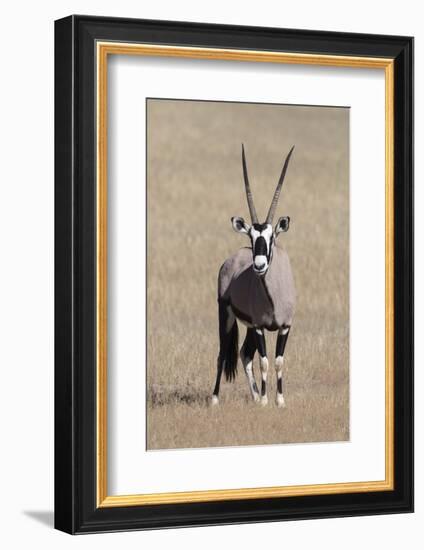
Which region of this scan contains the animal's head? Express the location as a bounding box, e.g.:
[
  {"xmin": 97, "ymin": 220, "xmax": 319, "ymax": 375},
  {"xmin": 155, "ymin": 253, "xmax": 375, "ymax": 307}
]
[{"xmin": 231, "ymin": 144, "xmax": 294, "ymax": 277}]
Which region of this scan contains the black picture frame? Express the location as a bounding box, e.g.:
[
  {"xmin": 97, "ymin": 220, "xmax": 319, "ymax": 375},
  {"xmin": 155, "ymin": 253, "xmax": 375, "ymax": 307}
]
[{"xmin": 55, "ymin": 15, "xmax": 413, "ymax": 534}]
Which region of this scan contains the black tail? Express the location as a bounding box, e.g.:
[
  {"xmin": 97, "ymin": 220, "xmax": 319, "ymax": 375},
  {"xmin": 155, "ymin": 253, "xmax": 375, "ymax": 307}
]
[{"xmin": 218, "ymin": 301, "xmax": 239, "ymax": 382}]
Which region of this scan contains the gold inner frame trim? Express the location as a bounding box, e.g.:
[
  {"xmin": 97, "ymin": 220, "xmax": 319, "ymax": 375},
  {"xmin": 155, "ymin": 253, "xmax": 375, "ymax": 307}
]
[{"xmin": 96, "ymin": 41, "xmax": 395, "ymax": 508}]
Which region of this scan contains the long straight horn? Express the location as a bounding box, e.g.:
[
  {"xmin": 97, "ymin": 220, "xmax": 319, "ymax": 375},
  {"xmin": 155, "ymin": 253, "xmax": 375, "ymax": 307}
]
[
  {"xmin": 241, "ymin": 144, "xmax": 258, "ymax": 224},
  {"xmin": 265, "ymin": 145, "xmax": 295, "ymax": 224}
]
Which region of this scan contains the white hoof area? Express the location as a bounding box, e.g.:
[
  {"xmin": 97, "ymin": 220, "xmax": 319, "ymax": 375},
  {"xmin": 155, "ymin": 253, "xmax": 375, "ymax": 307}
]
[
  {"xmin": 253, "ymin": 393, "xmax": 260, "ymax": 403},
  {"xmin": 211, "ymin": 395, "xmax": 219, "ymax": 406},
  {"xmin": 260, "ymin": 396, "xmax": 268, "ymax": 406},
  {"xmin": 276, "ymin": 395, "xmax": 286, "ymax": 408}
]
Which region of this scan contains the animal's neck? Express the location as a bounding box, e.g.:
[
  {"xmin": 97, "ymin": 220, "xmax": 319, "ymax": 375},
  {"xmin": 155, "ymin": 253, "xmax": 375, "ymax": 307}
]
[
  {"xmin": 247, "ymin": 268, "xmax": 274, "ymax": 312},
  {"xmin": 261, "ymin": 272, "xmax": 274, "ymax": 306}
]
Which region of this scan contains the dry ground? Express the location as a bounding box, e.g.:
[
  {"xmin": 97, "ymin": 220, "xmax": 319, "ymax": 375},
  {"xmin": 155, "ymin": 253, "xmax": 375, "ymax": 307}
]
[{"xmin": 146, "ymin": 99, "xmax": 349, "ymax": 450}]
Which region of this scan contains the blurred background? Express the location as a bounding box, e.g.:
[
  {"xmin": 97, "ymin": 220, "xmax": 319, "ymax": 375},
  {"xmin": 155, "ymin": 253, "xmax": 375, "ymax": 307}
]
[{"xmin": 146, "ymin": 99, "xmax": 349, "ymax": 449}]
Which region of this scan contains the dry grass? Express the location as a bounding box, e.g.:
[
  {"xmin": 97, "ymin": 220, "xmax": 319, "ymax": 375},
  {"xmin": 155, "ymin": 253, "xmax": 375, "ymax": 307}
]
[{"xmin": 146, "ymin": 99, "xmax": 349, "ymax": 449}]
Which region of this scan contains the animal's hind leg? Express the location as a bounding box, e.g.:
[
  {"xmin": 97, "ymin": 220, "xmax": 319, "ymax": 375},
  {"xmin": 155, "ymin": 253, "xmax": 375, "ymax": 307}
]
[
  {"xmin": 240, "ymin": 328, "xmax": 260, "ymax": 403},
  {"xmin": 255, "ymin": 329, "xmax": 269, "ymax": 406},
  {"xmin": 275, "ymin": 326, "xmax": 290, "ymax": 408},
  {"xmin": 212, "ymin": 301, "xmax": 237, "ymax": 406},
  {"xmin": 212, "ymin": 356, "xmax": 223, "ymax": 406}
]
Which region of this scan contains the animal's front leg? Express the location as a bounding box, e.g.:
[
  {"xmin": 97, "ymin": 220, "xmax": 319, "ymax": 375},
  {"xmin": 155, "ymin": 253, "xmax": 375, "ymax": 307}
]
[
  {"xmin": 255, "ymin": 329, "xmax": 268, "ymax": 406},
  {"xmin": 275, "ymin": 326, "xmax": 290, "ymax": 408},
  {"xmin": 240, "ymin": 328, "xmax": 260, "ymax": 402}
]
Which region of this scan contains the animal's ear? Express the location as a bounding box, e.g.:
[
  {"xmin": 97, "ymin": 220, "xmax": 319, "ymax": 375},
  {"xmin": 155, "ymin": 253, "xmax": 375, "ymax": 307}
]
[
  {"xmin": 231, "ymin": 216, "xmax": 250, "ymax": 234},
  {"xmin": 274, "ymin": 216, "xmax": 290, "ymax": 236}
]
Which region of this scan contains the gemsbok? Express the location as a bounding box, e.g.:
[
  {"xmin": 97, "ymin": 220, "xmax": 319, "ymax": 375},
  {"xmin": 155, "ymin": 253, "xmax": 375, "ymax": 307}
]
[{"xmin": 212, "ymin": 145, "xmax": 296, "ymax": 407}]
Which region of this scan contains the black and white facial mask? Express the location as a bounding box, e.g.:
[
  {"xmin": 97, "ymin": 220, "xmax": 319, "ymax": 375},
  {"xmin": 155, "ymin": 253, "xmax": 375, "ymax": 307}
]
[{"xmin": 231, "ymin": 217, "xmax": 290, "ymax": 276}]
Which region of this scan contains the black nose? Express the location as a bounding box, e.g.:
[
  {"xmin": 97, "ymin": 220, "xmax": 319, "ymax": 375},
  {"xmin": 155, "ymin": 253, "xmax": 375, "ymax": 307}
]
[{"xmin": 255, "ymin": 262, "xmax": 266, "ymax": 271}]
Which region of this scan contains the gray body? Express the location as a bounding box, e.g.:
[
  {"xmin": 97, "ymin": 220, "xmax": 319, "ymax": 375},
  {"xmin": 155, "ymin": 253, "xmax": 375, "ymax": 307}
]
[{"xmin": 219, "ymin": 246, "xmax": 296, "ymax": 330}]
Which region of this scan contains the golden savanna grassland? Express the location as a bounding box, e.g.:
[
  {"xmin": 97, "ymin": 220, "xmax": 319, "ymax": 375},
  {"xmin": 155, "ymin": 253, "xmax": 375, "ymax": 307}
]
[{"xmin": 146, "ymin": 99, "xmax": 349, "ymax": 450}]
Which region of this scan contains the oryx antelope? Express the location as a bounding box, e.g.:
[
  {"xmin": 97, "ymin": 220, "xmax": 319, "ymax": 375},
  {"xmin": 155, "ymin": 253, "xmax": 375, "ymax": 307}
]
[{"xmin": 212, "ymin": 145, "xmax": 296, "ymax": 407}]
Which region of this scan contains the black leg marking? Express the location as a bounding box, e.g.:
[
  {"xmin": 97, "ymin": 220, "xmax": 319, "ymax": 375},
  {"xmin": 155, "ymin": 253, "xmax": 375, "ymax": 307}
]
[
  {"xmin": 277, "ymin": 378, "xmax": 283, "ymax": 394},
  {"xmin": 276, "ymin": 327, "xmax": 290, "ymax": 358},
  {"xmin": 255, "ymin": 329, "xmax": 267, "ymax": 358},
  {"xmin": 240, "ymin": 329, "xmax": 259, "ymax": 400},
  {"xmin": 275, "ymin": 326, "xmax": 290, "ymax": 408},
  {"xmin": 255, "ymin": 329, "xmax": 268, "ymax": 404},
  {"xmin": 241, "ymin": 328, "xmax": 257, "ymax": 359}
]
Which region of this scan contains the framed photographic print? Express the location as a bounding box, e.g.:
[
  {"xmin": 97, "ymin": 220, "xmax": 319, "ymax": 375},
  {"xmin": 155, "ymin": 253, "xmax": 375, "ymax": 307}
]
[{"xmin": 54, "ymin": 15, "xmax": 413, "ymax": 534}]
